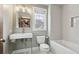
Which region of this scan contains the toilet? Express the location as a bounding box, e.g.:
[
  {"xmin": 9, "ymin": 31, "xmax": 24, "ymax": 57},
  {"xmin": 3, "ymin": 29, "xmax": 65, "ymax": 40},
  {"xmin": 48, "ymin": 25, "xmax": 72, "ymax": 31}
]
[{"xmin": 37, "ymin": 36, "xmax": 49, "ymax": 53}]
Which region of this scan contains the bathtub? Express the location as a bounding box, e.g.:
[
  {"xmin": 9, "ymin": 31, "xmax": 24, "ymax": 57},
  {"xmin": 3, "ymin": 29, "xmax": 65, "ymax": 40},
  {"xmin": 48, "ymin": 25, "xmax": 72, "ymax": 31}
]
[{"xmin": 50, "ymin": 40, "xmax": 79, "ymax": 54}]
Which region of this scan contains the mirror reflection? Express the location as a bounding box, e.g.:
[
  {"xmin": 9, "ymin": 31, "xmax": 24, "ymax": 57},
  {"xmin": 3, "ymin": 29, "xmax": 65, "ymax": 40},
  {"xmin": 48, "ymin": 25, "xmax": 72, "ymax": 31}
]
[{"xmin": 19, "ymin": 16, "xmax": 30, "ymax": 28}]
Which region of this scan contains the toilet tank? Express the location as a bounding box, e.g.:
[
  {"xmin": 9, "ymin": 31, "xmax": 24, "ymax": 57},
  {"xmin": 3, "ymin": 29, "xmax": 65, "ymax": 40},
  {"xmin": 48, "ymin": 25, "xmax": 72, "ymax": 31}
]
[{"xmin": 36, "ymin": 36, "xmax": 45, "ymax": 44}]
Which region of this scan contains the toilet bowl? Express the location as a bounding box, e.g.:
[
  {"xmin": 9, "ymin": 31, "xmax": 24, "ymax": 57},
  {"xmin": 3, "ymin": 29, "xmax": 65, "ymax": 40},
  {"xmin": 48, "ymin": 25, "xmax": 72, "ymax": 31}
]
[
  {"xmin": 40, "ymin": 43, "xmax": 49, "ymax": 53},
  {"xmin": 36, "ymin": 36, "xmax": 49, "ymax": 53}
]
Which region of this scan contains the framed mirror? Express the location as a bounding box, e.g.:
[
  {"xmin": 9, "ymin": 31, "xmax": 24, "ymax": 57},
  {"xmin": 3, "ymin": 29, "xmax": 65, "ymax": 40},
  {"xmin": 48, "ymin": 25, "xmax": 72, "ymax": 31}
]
[
  {"xmin": 32, "ymin": 7, "xmax": 47, "ymax": 31},
  {"xmin": 15, "ymin": 5, "xmax": 31, "ymax": 29}
]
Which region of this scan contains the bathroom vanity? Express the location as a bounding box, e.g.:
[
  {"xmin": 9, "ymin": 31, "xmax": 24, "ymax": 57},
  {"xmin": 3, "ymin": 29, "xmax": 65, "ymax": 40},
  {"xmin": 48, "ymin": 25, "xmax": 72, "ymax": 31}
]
[{"xmin": 9, "ymin": 33, "xmax": 33, "ymax": 53}]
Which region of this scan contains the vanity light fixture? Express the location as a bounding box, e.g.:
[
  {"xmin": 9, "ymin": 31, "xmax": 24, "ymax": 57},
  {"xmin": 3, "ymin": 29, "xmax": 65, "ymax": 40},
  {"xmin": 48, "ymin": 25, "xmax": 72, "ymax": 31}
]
[{"xmin": 22, "ymin": 7, "xmax": 26, "ymax": 12}]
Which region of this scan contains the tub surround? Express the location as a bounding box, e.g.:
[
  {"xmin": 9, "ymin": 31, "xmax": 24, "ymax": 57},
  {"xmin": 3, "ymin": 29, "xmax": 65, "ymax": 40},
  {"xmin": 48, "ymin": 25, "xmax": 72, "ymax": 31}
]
[{"xmin": 50, "ymin": 40, "xmax": 78, "ymax": 54}]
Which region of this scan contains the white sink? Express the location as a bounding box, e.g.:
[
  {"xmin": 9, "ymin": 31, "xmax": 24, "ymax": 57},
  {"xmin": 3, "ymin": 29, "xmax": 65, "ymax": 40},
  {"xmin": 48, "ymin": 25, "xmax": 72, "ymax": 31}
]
[{"xmin": 9, "ymin": 33, "xmax": 33, "ymax": 39}]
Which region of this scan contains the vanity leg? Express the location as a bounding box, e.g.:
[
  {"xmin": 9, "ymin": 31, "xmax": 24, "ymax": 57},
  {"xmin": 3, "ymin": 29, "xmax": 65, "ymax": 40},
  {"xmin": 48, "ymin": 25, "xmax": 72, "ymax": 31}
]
[
  {"xmin": 24, "ymin": 39, "xmax": 26, "ymax": 54},
  {"xmin": 31, "ymin": 38, "xmax": 32, "ymax": 54}
]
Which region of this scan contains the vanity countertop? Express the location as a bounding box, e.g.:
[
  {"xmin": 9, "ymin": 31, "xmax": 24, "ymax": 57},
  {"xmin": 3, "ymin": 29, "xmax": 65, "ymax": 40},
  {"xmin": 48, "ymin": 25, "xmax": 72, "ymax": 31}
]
[{"xmin": 9, "ymin": 33, "xmax": 33, "ymax": 39}]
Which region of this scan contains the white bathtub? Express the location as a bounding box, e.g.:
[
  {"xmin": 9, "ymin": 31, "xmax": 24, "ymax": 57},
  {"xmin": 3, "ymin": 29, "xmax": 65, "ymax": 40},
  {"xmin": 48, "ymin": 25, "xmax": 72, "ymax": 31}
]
[{"xmin": 50, "ymin": 40, "xmax": 79, "ymax": 54}]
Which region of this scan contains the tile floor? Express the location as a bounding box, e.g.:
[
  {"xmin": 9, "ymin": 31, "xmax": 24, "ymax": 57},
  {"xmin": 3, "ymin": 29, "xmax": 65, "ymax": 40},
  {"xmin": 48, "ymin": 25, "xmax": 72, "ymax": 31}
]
[{"xmin": 12, "ymin": 47, "xmax": 53, "ymax": 54}]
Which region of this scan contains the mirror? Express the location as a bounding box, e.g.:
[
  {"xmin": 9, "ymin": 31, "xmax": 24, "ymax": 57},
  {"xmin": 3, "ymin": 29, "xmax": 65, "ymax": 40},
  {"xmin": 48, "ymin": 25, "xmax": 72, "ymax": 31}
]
[
  {"xmin": 32, "ymin": 7, "xmax": 47, "ymax": 31},
  {"xmin": 15, "ymin": 5, "xmax": 31, "ymax": 29}
]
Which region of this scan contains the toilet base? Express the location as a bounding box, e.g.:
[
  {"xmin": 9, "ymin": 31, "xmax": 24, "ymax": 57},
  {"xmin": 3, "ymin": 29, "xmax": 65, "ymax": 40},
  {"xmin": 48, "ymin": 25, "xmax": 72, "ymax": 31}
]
[
  {"xmin": 39, "ymin": 51, "xmax": 49, "ymax": 54},
  {"xmin": 39, "ymin": 48, "xmax": 49, "ymax": 54}
]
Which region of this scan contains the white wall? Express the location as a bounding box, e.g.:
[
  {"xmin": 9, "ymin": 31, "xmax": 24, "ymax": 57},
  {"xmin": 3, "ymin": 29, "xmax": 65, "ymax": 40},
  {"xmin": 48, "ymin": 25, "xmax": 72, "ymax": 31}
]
[
  {"xmin": 51, "ymin": 5, "xmax": 62, "ymax": 40},
  {"xmin": 62, "ymin": 5, "xmax": 79, "ymax": 44}
]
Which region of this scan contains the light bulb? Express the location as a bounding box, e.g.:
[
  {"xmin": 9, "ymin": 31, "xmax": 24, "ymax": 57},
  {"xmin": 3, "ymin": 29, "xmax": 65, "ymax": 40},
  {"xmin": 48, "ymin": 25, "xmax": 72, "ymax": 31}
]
[{"xmin": 22, "ymin": 7, "xmax": 26, "ymax": 12}]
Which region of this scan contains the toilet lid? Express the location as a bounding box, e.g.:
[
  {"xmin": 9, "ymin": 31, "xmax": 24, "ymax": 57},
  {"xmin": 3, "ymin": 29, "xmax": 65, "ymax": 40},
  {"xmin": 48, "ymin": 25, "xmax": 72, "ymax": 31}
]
[{"xmin": 40, "ymin": 44, "xmax": 49, "ymax": 49}]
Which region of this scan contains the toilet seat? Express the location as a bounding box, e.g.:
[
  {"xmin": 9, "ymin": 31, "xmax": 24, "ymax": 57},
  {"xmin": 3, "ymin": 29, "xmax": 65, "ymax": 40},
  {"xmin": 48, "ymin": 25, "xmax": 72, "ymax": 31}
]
[{"xmin": 40, "ymin": 43, "xmax": 49, "ymax": 49}]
